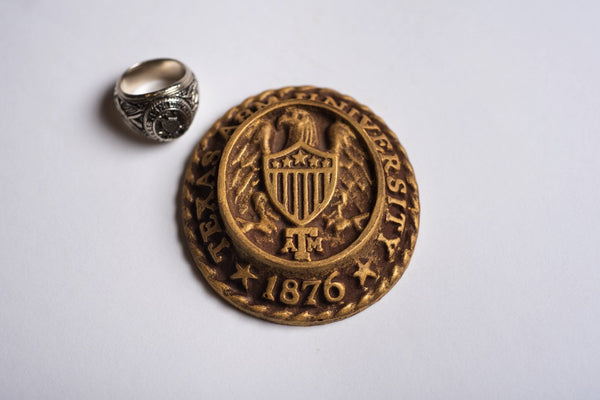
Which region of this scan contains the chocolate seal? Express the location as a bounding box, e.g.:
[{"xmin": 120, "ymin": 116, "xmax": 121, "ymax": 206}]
[{"xmin": 181, "ymin": 86, "xmax": 419, "ymax": 325}]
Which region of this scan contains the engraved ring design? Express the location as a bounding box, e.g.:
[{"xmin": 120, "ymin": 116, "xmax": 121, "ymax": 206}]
[{"xmin": 114, "ymin": 58, "xmax": 199, "ymax": 142}]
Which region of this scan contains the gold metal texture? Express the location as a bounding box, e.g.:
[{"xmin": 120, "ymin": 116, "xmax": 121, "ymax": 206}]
[{"xmin": 181, "ymin": 86, "xmax": 419, "ymax": 325}]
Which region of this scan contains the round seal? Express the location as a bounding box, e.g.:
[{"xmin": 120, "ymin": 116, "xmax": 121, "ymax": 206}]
[{"xmin": 181, "ymin": 86, "xmax": 419, "ymax": 325}]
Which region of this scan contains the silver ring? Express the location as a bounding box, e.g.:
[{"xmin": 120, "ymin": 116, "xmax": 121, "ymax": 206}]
[{"xmin": 114, "ymin": 58, "xmax": 199, "ymax": 142}]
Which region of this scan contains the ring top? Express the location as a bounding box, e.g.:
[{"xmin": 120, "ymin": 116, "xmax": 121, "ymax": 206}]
[{"xmin": 117, "ymin": 58, "xmax": 191, "ymax": 98}]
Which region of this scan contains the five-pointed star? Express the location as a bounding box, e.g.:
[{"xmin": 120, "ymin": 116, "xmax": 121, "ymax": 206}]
[
  {"xmin": 282, "ymin": 156, "xmax": 293, "ymax": 168},
  {"xmin": 308, "ymin": 155, "xmax": 321, "ymax": 167},
  {"xmin": 271, "ymin": 160, "xmax": 282, "ymax": 168},
  {"xmin": 230, "ymin": 263, "xmax": 258, "ymax": 290},
  {"xmin": 293, "ymin": 150, "xmax": 308, "ymax": 165},
  {"xmin": 353, "ymin": 259, "xmax": 377, "ymax": 286}
]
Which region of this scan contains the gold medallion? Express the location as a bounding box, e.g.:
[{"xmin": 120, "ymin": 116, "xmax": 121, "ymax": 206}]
[{"xmin": 181, "ymin": 86, "xmax": 419, "ymax": 325}]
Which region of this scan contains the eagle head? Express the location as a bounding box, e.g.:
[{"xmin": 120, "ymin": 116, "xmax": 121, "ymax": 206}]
[{"xmin": 277, "ymin": 108, "xmax": 318, "ymax": 148}]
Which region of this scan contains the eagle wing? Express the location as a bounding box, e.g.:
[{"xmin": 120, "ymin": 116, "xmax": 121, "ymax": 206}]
[
  {"xmin": 230, "ymin": 121, "xmax": 274, "ymax": 216},
  {"xmin": 328, "ymin": 122, "xmax": 373, "ymax": 214}
]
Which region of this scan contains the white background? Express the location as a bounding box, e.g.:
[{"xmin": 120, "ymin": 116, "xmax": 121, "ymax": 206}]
[{"xmin": 1, "ymin": 0, "xmax": 599, "ymax": 398}]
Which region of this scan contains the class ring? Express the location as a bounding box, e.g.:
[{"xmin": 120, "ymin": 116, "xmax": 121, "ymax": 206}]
[{"xmin": 114, "ymin": 58, "xmax": 199, "ymax": 142}]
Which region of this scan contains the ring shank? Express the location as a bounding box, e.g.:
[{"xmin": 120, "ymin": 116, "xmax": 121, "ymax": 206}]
[{"xmin": 119, "ymin": 59, "xmax": 187, "ymax": 96}]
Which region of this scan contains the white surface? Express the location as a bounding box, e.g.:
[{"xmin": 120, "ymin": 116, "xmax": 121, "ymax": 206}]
[{"xmin": 1, "ymin": 0, "xmax": 599, "ymax": 398}]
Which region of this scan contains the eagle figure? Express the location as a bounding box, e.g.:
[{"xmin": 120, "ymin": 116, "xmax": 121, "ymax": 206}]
[{"xmin": 277, "ymin": 107, "xmax": 318, "ymax": 147}]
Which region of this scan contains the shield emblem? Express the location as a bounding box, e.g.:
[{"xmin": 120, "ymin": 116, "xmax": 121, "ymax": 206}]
[{"xmin": 264, "ymin": 142, "xmax": 338, "ymax": 226}]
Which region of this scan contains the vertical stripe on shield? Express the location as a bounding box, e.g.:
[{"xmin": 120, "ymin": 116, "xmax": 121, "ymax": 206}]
[
  {"xmin": 302, "ymin": 173, "xmax": 308, "ymax": 220},
  {"xmin": 313, "ymin": 173, "xmax": 318, "ymax": 214},
  {"xmin": 282, "ymin": 172, "xmax": 288, "ymax": 210},
  {"xmin": 292, "ymin": 171, "xmax": 298, "ymax": 219}
]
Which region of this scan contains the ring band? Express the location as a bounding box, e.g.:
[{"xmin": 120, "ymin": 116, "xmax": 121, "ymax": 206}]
[{"xmin": 114, "ymin": 58, "xmax": 199, "ymax": 142}]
